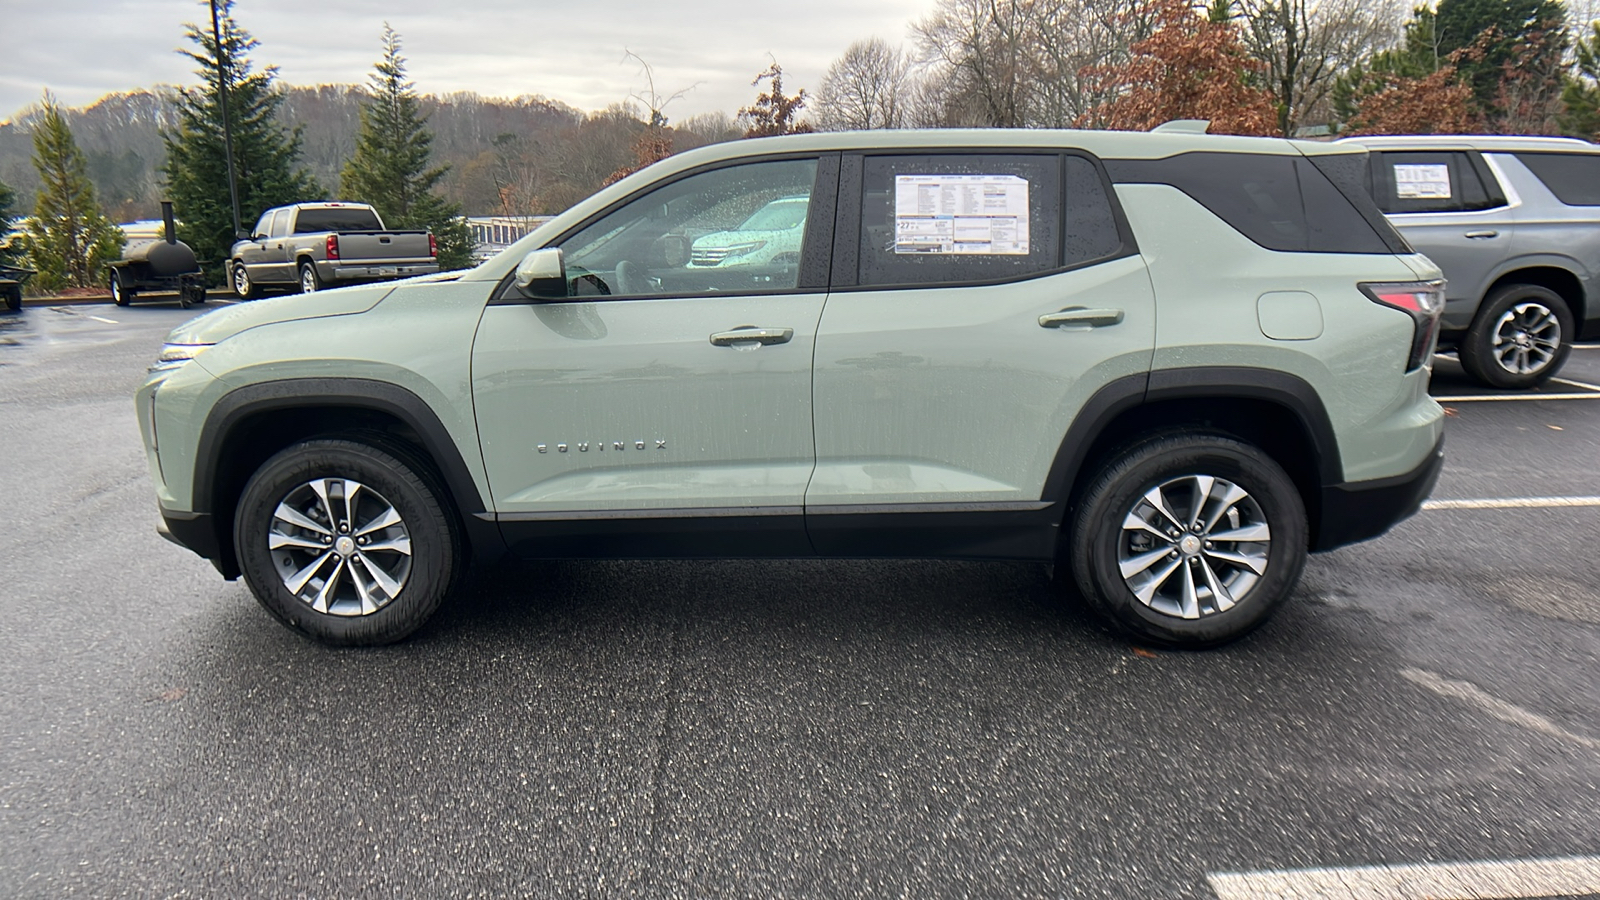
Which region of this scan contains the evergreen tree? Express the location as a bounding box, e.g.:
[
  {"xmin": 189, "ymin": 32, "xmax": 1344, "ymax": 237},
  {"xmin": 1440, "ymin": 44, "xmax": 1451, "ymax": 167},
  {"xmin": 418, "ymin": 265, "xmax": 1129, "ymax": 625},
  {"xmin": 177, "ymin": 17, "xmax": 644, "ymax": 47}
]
[
  {"xmin": 340, "ymin": 25, "xmax": 473, "ymax": 271},
  {"xmin": 0, "ymin": 176, "xmax": 20, "ymax": 266},
  {"xmin": 162, "ymin": 0, "xmax": 320, "ymax": 279},
  {"xmin": 23, "ymin": 96, "xmax": 124, "ymax": 292},
  {"xmin": 1561, "ymin": 21, "xmax": 1600, "ymax": 138}
]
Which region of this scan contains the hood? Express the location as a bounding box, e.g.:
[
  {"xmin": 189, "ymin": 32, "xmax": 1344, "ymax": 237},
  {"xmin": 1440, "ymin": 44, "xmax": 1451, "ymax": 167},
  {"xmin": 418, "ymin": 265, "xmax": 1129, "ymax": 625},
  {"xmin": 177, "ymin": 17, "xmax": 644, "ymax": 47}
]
[{"xmin": 165, "ymin": 282, "xmax": 396, "ymax": 345}]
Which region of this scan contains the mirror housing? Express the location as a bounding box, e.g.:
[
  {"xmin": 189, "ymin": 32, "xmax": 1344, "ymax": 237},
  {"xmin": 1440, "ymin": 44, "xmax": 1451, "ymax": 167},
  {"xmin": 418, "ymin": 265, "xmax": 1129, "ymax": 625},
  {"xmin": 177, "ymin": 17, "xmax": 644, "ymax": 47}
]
[{"xmin": 514, "ymin": 248, "xmax": 567, "ymax": 299}]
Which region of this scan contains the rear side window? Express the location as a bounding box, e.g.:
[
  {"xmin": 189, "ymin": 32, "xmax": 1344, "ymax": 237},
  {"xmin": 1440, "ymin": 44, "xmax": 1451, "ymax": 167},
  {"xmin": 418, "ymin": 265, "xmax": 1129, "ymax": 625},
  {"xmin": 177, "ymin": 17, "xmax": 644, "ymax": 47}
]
[
  {"xmin": 1106, "ymin": 152, "xmax": 1394, "ymax": 254},
  {"xmin": 294, "ymin": 207, "xmax": 383, "ymax": 233},
  {"xmin": 1513, "ymin": 152, "xmax": 1600, "ymax": 206},
  {"xmin": 1368, "ymin": 151, "xmax": 1502, "ymax": 214},
  {"xmin": 858, "ymin": 154, "xmax": 1062, "ymax": 287}
]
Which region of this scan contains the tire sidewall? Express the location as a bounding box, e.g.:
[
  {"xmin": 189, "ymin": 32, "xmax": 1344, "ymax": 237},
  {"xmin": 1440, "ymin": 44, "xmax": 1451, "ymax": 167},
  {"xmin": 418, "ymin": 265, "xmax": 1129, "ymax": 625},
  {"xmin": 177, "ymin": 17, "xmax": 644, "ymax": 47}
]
[
  {"xmin": 1071, "ymin": 436, "xmax": 1308, "ymax": 648},
  {"xmin": 1462, "ymin": 284, "xmax": 1573, "ymax": 389},
  {"xmin": 233, "ymin": 262, "xmax": 253, "ymax": 300},
  {"xmin": 111, "ymin": 270, "xmax": 131, "ymax": 306},
  {"xmin": 299, "ymin": 263, "xmax": 319, "ymax": 293},
  {"xmin": 234, "ymin": 440, "xmax": 455, "ymax": 646}
]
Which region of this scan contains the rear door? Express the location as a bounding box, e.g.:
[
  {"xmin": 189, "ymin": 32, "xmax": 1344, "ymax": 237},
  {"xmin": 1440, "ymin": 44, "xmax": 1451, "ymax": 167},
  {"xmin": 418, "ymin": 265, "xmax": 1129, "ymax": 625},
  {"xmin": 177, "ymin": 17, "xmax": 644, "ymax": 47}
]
[
  {"xmin": 471, "ymin": 155, "xmax": 837, "ymax": 557},
  {"xmin": 806, "ymin": 150, "xmax": 1156, "ymax": 557},
  {"xmin": 1370, "ymin": 150, "xmax": 1511, "ymax": 325}
]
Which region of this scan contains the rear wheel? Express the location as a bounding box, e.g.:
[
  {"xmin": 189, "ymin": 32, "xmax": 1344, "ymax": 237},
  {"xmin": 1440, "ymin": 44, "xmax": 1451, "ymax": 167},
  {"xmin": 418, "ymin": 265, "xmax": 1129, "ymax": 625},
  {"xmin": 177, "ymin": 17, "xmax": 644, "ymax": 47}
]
[
  {"xmin": 299, "ymin": 261, "xmax": 324, "ymax": 294},
  {"xmin": 1067, "ymin": 433, "xmax": 1308, "ymax": 649},
  {"xmin": 234, "ymin": 438, "xmax": 461, "ymax": 646},
  {"xmin": 232, "ymin": 261, "xmax": 259, "ymax": 300},
  {"xmin": 110, "ymin": 269, "xmax": 134, "ymax": 306},
  {"xmin": 1459, "ymin": 284, "xmax": 1572, "ymax": 389}
]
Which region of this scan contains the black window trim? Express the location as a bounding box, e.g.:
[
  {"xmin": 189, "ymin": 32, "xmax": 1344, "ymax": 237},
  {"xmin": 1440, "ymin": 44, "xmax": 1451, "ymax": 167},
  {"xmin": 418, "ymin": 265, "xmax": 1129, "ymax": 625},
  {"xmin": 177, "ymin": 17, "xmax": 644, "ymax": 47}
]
[
  {"xmin": 827, "ymin": 147, "xmax": 1140, "ymax": 293},
  {"xmin": 490, "ymin": 150, "xmax": 841, "ymax": 306},
  {"xmin": 1368, "ymin": 149, "xmax": 1507, "ymax": 216}
]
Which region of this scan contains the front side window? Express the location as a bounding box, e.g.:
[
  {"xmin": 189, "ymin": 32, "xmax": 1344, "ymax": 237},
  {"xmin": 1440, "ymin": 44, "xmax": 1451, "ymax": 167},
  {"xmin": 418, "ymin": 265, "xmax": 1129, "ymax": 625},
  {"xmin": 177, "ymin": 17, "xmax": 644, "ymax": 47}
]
[
  {"xmin": 858, "ymin": 154, "xmax": 1063, "ymax": 288},
  {"xmin": 552, "ymin": 158, "xmax": 820, "ymax": 299},
  {"xmin": 252, "ymin": 212, "xmax": 272, "ymax": 238}
]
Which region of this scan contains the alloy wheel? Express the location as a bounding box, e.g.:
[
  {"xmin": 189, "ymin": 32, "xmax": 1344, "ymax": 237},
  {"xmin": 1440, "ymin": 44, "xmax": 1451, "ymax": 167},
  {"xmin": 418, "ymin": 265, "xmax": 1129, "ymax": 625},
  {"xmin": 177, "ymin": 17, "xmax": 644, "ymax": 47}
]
[
  {"xmin": 1117, "ymin": 474, "xmax": 1271, "ymax": 620},
  {"xmin": 267, "ymin": 477, "xmax": 413, "ymax": 616},
  {"xmin": 1491, "ymin": 301, "xmax": 1561, "ymax": 376}
]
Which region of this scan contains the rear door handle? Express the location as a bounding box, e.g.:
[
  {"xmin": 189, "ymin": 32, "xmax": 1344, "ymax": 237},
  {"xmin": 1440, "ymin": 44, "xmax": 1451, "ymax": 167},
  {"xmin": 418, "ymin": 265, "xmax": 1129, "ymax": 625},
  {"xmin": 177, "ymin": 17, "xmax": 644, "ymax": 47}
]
[
  {"xmin": 709, "ymin": 326, "xmax": 794, "ymax": 347},
  {"xmin": 1464, "ymin": 230, "xmax": 1499, "ymax": 239},
  {"xmin": 1039, "ymin": 307, "xmax": 1124, "ymax": 329}
]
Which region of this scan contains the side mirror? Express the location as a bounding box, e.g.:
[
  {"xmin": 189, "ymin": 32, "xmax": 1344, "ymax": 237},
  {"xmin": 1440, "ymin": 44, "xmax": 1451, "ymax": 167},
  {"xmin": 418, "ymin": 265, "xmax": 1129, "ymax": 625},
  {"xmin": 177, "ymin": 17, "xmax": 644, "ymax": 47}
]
[{"xmin": 514, "ymin": 248, "xmax": 567, "ymax": 299}]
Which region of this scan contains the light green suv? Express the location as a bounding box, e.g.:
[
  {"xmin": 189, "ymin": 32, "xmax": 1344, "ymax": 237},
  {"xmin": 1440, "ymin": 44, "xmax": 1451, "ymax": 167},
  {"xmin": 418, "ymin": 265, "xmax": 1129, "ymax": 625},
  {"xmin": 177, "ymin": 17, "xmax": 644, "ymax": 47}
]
[{"xmin": 139, "ymin": 129, "xmax": 1446, "ymax": 648}]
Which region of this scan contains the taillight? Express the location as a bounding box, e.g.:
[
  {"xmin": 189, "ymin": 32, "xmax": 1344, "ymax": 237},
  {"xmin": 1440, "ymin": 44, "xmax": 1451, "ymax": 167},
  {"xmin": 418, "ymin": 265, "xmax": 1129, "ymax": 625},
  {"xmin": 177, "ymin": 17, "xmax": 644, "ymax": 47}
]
[
  {"xmin": 1360, "ymin": 280, "xmax": 1446, "ymax": 371},
  {"xmin": 325, "ymin": 234, "xmax": 340, "ymax": 260},
  {"xmin": 427, "ymin": 234, "xmax": 437, "ymax": 257}
]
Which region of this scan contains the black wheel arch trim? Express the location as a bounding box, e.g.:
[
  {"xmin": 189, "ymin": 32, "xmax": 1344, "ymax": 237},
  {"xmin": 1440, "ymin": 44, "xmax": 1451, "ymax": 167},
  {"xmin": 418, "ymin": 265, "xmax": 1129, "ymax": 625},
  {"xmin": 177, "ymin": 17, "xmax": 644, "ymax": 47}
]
[
  {"xmin": 186, "ymin": 378, "xmax": 502, "ymax": 575},
  {"xmin": 1041, "ymin": 366, "xmax": 1344, "ymax": 509}
]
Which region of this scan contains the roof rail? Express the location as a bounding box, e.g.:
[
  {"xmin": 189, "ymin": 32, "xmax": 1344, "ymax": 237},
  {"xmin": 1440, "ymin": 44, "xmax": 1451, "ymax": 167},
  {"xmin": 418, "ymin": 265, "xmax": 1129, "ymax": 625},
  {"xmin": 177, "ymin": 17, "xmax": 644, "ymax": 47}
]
[{"xmin": 1152, "ymin": 120, "xmax": 1210, "ymax": 134}]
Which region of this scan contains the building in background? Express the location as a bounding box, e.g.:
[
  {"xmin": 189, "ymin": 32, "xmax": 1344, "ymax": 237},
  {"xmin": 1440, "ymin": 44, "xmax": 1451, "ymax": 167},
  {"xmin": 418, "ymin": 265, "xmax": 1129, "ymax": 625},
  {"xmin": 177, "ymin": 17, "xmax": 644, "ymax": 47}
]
[{"xmin": 466, "ymin": 216, "xmax": 552, "ymax": 264}]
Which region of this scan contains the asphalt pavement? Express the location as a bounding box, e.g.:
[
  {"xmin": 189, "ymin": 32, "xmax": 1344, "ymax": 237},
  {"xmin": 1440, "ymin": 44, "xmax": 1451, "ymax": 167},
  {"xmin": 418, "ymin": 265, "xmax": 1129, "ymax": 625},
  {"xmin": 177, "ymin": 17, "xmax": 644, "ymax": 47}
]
[{"xmin": 0, "ymin": 299, "xmax": 1596, "ymax": 898}]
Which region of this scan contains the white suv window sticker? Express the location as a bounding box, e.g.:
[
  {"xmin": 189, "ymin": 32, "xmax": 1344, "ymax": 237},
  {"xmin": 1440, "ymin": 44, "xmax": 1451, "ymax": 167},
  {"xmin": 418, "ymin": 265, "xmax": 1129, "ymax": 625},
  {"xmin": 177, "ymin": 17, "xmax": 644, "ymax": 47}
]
[
  {"xmin": 1394, "ymin": 163, "xmax": 1452, "ymax": 199},
  {"xmin": 893, "ymin": 174, "xmax": 1030, "ymax": 254}
]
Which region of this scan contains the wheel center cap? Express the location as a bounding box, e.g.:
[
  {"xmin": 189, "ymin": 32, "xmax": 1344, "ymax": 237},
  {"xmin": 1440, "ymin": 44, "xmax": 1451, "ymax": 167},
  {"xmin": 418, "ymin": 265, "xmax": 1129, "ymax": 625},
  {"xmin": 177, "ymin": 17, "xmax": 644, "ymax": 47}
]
[
  {"xmin": 334, "ymin": 536, "xmax": 356, "ymax": 557},
  {"xmin": 1179, "ymin": 534, "xmax": 1203, "ymax": 557}
]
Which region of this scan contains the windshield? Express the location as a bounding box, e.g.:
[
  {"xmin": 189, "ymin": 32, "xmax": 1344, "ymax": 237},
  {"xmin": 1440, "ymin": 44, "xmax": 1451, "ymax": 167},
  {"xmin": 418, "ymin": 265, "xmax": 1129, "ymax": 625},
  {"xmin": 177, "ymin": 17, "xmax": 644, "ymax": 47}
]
[{"xmin": 737, "ymin": 199, "xmax": 808, "ymax": 231}]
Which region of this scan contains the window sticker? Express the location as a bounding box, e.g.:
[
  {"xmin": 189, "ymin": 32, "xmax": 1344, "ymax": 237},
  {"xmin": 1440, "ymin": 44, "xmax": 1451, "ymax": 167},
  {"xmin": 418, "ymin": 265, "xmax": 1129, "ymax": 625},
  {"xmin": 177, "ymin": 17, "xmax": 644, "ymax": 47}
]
[
  {"xmin": 1394, "ymin": 163, "xmax": 1452, "ymax": 200},
  {"xmin": 894, "ymin": 174, "xmax": 1030, "ymax": 254}
]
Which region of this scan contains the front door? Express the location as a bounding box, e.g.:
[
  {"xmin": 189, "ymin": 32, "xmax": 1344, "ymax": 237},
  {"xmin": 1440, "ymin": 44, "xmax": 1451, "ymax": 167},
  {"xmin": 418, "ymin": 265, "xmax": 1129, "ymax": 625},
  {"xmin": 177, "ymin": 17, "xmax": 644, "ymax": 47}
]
[
  {"xmin": 806, "ymin": 151, "xmax": 1157, "ymax": 558},
  {"xmin": 472, "ymin": 156, "xmax": 835, "ymax": 558}
]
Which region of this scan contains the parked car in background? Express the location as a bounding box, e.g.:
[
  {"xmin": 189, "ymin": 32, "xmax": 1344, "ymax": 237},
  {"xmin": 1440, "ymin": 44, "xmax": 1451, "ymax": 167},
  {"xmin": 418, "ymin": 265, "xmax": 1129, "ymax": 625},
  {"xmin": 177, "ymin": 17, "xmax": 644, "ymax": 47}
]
[
  {"xmin": 230, "ymin": 202, "xmax": 438, "ymax": 299},
  {"xmin": 1338, "ymin": 135, "xmax": 1600, "ymax": 388},
  {"xmin": 142, "ymin": 128, "xmax": 1446, "ymax": 649},
  {"xmin": 690, "ymin": 195, "xmax": 809, "ymax": 269}
]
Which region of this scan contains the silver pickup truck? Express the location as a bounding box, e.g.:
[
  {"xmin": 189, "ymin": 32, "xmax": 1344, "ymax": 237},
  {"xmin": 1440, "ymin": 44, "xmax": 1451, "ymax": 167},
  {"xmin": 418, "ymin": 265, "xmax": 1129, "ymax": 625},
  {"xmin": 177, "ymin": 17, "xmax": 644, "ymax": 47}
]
[{"xmin": 229, "ymin": 202, "xmax": 439, "ymax": 299}]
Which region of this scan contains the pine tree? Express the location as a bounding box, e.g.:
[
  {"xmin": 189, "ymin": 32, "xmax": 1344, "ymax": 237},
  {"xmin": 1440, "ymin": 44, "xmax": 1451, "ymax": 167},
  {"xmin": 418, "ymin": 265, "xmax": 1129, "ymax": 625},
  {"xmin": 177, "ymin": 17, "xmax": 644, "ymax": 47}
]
[
  {"xmin": 162, "ymin": 0, "xmax": 321, "ymax": 279},
  {"xmin": 0, "ymin": 176, "xmax": 20, "ymax": 266},
  {"xmin": 1561, "ymin": 21, "xmax": 1600, "ymax": 138},
  {"xmin": 340, "ymin": 25, "xmax": 473, "ymax": 271},
  {"xmin": 23, "ymin": 96, "xmax": 124, "ymax": 292}
]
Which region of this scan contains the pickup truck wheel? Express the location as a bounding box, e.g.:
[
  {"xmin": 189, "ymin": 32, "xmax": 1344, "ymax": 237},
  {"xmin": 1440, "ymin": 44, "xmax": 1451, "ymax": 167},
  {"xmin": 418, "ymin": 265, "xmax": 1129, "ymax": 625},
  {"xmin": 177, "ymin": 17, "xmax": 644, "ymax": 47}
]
[
  {"xmin": 1066, "ymin": 434, "xmax": 1307, "ymax": 649},
  {"xmin": 232, "ymin": 261, "xmax": 259, "ymax": 300},
  {"xmin": 298, "ymin": 262, "xmax": 324, "ymax": 294},
  {"xmin": 234, "ymin": 439, "xmax": 460, "ymax": 646},
  {"xmin": 1459, "ymin": 284, "xmax": 1572, "ymax": 389},
  {"xmin": 110, "ymin": 270, "xmax": 134, "ymax": 306}
]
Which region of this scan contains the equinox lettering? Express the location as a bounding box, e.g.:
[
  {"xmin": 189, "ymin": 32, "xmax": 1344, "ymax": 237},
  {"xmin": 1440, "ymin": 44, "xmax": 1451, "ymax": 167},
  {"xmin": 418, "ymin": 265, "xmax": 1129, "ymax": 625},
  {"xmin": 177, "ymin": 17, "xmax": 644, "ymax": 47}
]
[{"xmin": 537, "ymin": 439, "xmax": 667, "ymax": 454}]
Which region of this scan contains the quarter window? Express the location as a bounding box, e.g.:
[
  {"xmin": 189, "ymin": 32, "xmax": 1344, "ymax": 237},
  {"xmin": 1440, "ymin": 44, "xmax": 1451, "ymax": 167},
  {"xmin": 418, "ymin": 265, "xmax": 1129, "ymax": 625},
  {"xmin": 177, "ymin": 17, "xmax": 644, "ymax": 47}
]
[
  {"xmin": 1512, "ymin": 152, "xmax": 1600, "ymax": 206},
  {"xmin": 552, "ymin": 158, "xmax": 820, "ymax": 299}
]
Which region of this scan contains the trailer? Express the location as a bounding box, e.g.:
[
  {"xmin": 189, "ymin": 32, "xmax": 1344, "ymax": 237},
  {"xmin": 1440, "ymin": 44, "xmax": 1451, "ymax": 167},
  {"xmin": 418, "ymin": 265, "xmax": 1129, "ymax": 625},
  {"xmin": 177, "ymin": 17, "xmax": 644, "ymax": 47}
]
[
  {"xmin": 0, "ymin": 262, "xmax": 31, "ymax": 311},
  {"xmin": 108, "ymin": 201, "xmax": 207, "ymax": 309}
]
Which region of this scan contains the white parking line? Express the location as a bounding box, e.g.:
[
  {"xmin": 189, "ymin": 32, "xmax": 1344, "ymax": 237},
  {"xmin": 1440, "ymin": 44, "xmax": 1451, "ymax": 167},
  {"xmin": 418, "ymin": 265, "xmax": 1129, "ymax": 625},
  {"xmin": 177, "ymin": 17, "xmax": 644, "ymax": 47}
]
[
  {"xmin": 1436, "ymin": 392, "xmax": 1600, "ymax": 401},
  {"xmin": 1424, "ymin": 496, "xmax": 1600, "ymax": 510},
  {"xmin": 1208, "ymin": 855, "xmax": 1600, "ymax": 899},
  {"xmin": 1400, "ymin": 668, "xmax": 1600, "ymax": 751},
  {"xmin": 1550, "ymin": 377, "xmax": 1600, "ymax": 392},
  {"xmin": 85, "ymin": 314, "xmax": 119, "ymax": 324}
]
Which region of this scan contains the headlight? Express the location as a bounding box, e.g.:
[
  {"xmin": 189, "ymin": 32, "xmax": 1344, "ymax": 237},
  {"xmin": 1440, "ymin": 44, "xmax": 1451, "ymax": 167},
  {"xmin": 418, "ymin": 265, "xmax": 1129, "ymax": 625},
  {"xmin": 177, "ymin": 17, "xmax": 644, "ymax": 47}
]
[
  {"xmin": 149, "ymin": 342, "xmax": 212, "ymax": 373},
  {"xmin": 722, "ymin": 240, "xmax": 767, "ymax": 259}
]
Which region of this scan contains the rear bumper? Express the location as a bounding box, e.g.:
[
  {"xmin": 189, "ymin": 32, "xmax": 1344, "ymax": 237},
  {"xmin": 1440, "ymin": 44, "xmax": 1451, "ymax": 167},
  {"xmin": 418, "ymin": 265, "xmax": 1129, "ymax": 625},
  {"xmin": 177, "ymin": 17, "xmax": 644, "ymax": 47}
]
[
  {"xmin": 321, "ymin": 262, "xmax": 439, "ymax": 281},
  {"xmin": 1314, "ymin": 436, "xmax": 1444, "ymax": 551}
]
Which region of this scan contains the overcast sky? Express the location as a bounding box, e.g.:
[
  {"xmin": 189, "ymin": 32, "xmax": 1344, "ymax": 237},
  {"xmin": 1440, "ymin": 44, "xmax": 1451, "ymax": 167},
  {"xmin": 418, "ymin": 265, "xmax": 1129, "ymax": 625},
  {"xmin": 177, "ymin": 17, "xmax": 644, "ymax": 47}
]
[{"xmin": 2, "ymin": 0, "xmax": 936, "ymax": 124}]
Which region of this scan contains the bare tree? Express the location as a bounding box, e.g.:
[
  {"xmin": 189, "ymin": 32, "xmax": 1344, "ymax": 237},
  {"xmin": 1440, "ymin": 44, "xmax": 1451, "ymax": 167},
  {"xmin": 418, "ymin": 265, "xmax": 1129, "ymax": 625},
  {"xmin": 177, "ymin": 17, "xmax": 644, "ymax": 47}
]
[
  {"xmin": 912, "ymin": 0, "xmax": 1043, "ymax": 126},
  {"xmin": 814, "ymin": 38, "xmax": 911, "ymax": 130},
  {"xmin": 1232, "ymin": 0, "xmax": 1403, "ymax": 135}
]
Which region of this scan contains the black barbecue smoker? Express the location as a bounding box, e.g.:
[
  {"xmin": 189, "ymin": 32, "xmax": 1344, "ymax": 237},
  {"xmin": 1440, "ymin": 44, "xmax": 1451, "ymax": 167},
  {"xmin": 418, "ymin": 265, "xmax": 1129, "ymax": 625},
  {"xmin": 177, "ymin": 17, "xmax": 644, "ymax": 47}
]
[{"xmin": 107, "ymin": 201, "xmax": 208, "ymax": 308}]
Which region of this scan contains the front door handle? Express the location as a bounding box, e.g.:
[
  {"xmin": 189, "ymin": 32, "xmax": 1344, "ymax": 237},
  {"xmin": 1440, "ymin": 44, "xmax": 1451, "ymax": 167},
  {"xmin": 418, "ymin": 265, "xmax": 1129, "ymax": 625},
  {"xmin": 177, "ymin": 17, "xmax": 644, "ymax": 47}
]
[
  {"xmin": 1039, "ymin": 307, "xmax": 1124, "ymax": 329},
  {"xmin": 1464, "ymin": 230, "xmax": 1499, "ymax": 239},
  {"xmin": 709, "ymin": 326, "xmax": 794, "ymax": 347}
]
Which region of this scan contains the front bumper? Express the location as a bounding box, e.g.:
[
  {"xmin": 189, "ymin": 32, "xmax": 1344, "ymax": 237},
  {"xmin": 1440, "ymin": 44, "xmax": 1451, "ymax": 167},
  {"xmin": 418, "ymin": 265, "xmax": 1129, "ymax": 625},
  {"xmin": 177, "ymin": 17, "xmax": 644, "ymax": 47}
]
[
  {"xmin": 1314, "ymin": 436, "xmax": 1445, "ymax": 551},
  {"xmin": 158, "ymin": 509, "xmax": 239, "ymax": 579}
]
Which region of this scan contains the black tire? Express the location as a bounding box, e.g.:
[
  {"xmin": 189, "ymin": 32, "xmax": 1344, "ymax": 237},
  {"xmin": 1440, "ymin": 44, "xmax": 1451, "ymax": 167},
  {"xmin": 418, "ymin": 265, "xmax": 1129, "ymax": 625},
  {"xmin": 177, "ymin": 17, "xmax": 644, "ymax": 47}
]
[
  {"xmin": 110, "ymin": 269, "xmax": 134, "ymax": 306},
  {"xmin": 232, "ymin": 261, "xmax": 260, "ymax": 300},
  {"xmin": 1459, "ymin": 284, "xmax": 1573, "ymax": 389},
  {"xmin": 1066, "ymin": 433, "xmax": 1308, "ymax": 649},
  {"xmin": 4, "ymin": 285, "xmax": 19, "ymax": 311},
  {"xmin": 298, "ymin": 261, "xmax": 324, "ymax": 294},
  {"xmin": 185, "ymin": 283, "xmax": 208, "ymax": 306},
  {"xmin": 234, "ymin": 438, "xmax": 461, "ymax": 646}
]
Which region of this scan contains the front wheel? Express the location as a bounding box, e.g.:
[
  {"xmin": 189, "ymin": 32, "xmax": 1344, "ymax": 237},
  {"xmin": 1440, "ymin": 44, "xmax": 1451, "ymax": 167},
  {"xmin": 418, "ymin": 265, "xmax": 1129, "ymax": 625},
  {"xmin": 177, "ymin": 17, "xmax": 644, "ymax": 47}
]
[
  {"xmin": 234, "ymin": 439, "xmax": 461, "ymax": 646},
  {"xmin": 232, "ymin": 261, "xmax": 260, "ymax": 300},
  {"xmin": 1066, "ymin": 434, "xmax": 1308, "ymax": 649},
  {"xmin": 1459, "ymin": 284, "xmax": 1573, "ymax": 389}
]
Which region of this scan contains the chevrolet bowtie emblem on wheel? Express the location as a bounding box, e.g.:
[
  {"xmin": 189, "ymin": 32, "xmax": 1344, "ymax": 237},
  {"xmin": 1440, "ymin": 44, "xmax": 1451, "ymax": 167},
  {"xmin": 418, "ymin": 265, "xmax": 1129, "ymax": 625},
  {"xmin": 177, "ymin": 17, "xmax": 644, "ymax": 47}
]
[{"xmin": 537, "ymin": 440, "xmax": 667, "ymax": 453}]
